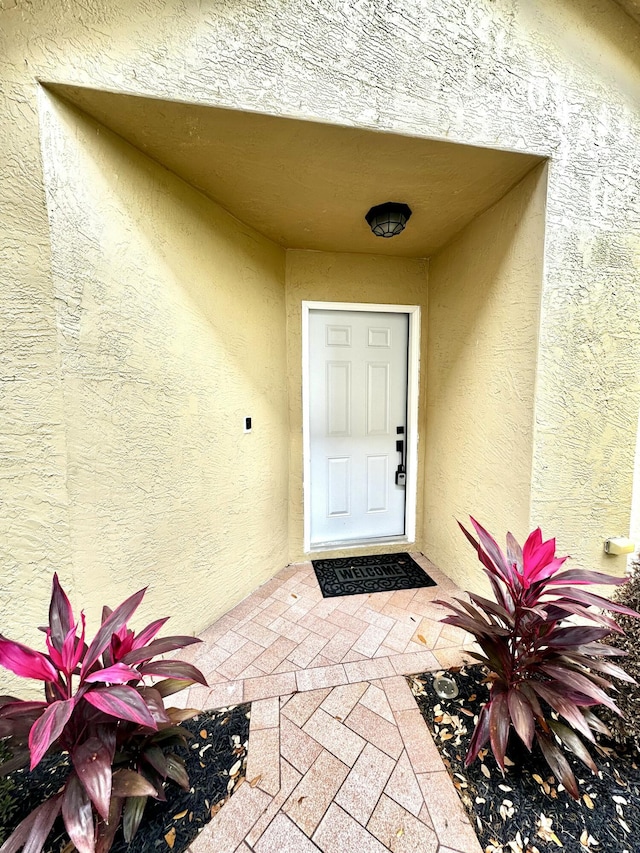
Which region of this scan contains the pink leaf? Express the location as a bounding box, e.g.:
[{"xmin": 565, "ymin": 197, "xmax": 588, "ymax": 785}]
[
  {"xmin": 465, "ymin": 703, "xmax": 490, "ymax": 766},
  {"xmin": 138, "ymin": 687, "xmax": 170, "ymax": 724},
  {"xmin": 469, "ymin": 517, "xmax": 512, "ymax": 583},
  {"xmin": 0, "ymin": 794, "xmax": 62, "ymax": 853},
  {"xmin": 0, "ymin": 638, "xmax": 57, "ymax": 683},
  {"xmin": 545, "ymin": 586, "xmax": 640, "ymax": 619},
  {"xmin": 72, "ymin": 737, "xmax": 113, "ymax": 820},
  {"xmin": 83, "ymin": 685, "xmax": 157, "ymax": 729},
  {"xmin": 131, "ymin": 618, "xmax": 170, "ymax": 651},
  {"xmin": 0, "ymin": 700, "xmax": 47, "ymax": 719},
  {"xmin": 62, "ymin": 774, "xmax": 95, "ymax": 853},
  {"xmin": 81, "ymin": 587, "xmax": 146, "ymax": 677},
  {"xmin": 48, "ymin": 574, "xmax": 75, "ymax": 654},
  {"xmin": 84, "ymin": 663, "xmax": 140, "ymax": 685},
  {"xmin": 522, "ymin": 530, "xmax": 565, "ymax": 583},
  {"xmin": 60, "ymin": 625, "xmax": 80, "ymax": 675},
  {"xmin": 138, "ymin": 659, "xmax": 207, "ymax": 685},
  {"xmin": 507, "ymin": 688, "xmax": 534, "ymax": 750},
  {"xmin": 120, "ymin": 635, "xmax": 200, "ymax": 666},
  {"xmin": 45, "ymin": 632, "xmax": 64, "ymax": 671},
  {"xmin": 28, "ymin": 698, "xmax": 76, "ymax": 769},
  {"xmin": 545, "ymin": 568, "xmax": 625, "ymax": 587},
  {"xmin": 488, "ymin": 691, "xmax": 510, "ymax": 771}
]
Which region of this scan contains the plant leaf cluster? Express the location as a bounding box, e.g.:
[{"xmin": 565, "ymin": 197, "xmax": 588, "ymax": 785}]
[
  {"xmin": 437, "ymin": 518, "xmax": 639, "ymax": 798},
  {"xmin": 0, "ymin": 575, "xmax": 207, "ymax": 853}
]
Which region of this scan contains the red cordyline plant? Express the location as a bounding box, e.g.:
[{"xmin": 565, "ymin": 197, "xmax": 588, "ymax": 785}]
[
  {"xmin": 437, "ymin": 518, "xmax": 640, "ymax": 799},
  {"xmin": 0, "ymin": 575, "xmax": 207, "ymax": 853}
]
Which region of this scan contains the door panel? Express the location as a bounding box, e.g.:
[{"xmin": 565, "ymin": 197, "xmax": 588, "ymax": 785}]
[
  {"xmin": 366, "ymin": 362, "xmax": 390, "ymax": 435},
  {"xmin": 309, "ymin": 309, "xmax": 408, "ymax": 545},
  {"xmin": 366, "ymin": 455, "xmax": 389, "ymax": 513},
  {"xmin": 327, "ymin": 457, "xmax": 350, "ymax": 516},
  {"xmin": 326, "ymin": 362, "xmax": 351, "ymax": 436}
]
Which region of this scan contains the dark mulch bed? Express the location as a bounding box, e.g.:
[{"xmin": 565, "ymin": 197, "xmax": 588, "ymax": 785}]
[
  {"xmin": 2, "ymin": 703, "xmax": 250, "ymax": 853},
  {"xmin": 411, "ymin": 666, "xmax": 640, "ymax": 853}
]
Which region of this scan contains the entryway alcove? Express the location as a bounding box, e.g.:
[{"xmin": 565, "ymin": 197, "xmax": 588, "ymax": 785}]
[{"xmin": 38, "ymin": 82, "xmax": 547, "ymax": 634}]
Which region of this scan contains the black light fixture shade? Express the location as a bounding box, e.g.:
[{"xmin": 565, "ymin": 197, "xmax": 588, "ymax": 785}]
[{"xmin": 365, "ymin": 202, "xmax": 412, "ymax": 238}]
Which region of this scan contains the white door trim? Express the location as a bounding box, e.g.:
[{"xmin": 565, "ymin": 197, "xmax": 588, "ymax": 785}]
[{"xmin": 302, "ymin": 301, "xmax": 421, "ymax": 553}]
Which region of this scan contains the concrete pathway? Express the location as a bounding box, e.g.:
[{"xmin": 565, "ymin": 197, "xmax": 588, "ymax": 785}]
[{"xmin": 182, "ymin": 555, "xmax": 482, "ymax": 853}]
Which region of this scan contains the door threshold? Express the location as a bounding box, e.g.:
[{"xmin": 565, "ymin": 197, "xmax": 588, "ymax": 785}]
[{"xmin": 308, "ymin": 535, "xmax": 411, "ymax": 553}]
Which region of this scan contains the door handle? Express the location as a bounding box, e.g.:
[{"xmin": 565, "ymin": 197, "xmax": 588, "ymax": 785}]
[{"xmin": 395, "ymin": 428, "xmax": 406, "ymax": 486}]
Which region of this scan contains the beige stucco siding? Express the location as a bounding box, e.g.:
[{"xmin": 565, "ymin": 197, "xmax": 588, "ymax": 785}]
[
  {"xmin": 35, "ymin": 94, "xmax": 289, "ymax": 650},
  {"xmin": 424, "ymin": 164, "xmax": 548, "ymax": 592}
]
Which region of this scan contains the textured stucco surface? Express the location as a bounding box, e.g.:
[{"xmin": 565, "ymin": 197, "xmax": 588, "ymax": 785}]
[
  {"xmin": 1, "ymin": 0, "xmax": 640, "ymax": 668},
  {"xmin": 41, "ymin": 84, "xmax": 543, "ymax": 260},
  {"xmin": 425, "ymin": 165, "xmax": 547, "ymax": 593},
  {"xmin": 285, "ymin": 250, "xmax": 428, "ymax": 562},
  {"xmin": 36, "ymin": 94, "xmax": 289, "ymax": 646}
]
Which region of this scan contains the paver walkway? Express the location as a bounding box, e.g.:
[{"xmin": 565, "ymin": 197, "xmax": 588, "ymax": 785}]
[{"xmin": 180, "ymin": 554, "xmax": 482, "ymax": 853}]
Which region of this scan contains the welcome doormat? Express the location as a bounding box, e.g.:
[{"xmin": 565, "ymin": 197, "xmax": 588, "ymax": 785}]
[{"xmin": 311, "ymin": 553, "xmax": 436, "ymax": 598}]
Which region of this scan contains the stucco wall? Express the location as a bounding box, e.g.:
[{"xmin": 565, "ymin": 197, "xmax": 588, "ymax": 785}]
[
  {"xmin": 1, "ymin": 0, "xmax": 639, "ymax": 667},
  {"xmin": 424, "ymin": 164, "xmax": 547, "ymax": 593},
  {"xmin": 285, "ymin": 250, "xmax": 428, "ymax": 561},
  {"xmin": 34, "ymin": 93, "xmax": 289, "ymax": 647}
]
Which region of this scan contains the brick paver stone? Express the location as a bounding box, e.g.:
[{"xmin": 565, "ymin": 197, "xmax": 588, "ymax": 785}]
[
  {"xmin": 417, "ymin": 771, "xmax": 484, "ymax": 853},
  {"xmin": 367, "ymin": 794, "xmax": 438, "ymax": 853},
  {"xmin": 253, "ymin": 813, "xmax": 321, "ymax": 853},
  {"xmin": 279, "ymin": 715, "xmax": 324, "ymax": 774},
  {"xmin": 281, "ymin": 688, "xmax": 331, "ymax": 727},
  {"xmin": 345, "ymin": 702, "xmax": 404, "ymax": 759},
  {"xmin": 189, "ymin": 781, "xmax": 270, "ymax": 853},
  {"xmin": 313, "ymin": 803, "xmax": 389, "ymax": 853},
  {"xmin": 360, "ymin": 683, "xmax": 395, "ymax": 722},
  {"xmin": 319, "ymin": 682, "xmax": 368, "ymax": 719},
  {"xmin": 334, "ymin": 742, "xmax": 396, "ymax": 825},
  {"xmin": 244, "ymin": 726, "xmax": 280, "ymax": 795},
  {"xmin": 303, "ymin": 708, "xmax": 366, "ymax": 766},
  {"xmin": 283, "ymin": 749, "xmax": 350, "ymax": 836},
  {"xmin": 384, "ymin": 750, "xmax": 424, "ymax": 817}
]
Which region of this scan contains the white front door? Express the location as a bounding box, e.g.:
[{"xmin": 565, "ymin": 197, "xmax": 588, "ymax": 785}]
[{"xmin": 308, "ymin": 308, "xmax": 409, "ymax": 546}]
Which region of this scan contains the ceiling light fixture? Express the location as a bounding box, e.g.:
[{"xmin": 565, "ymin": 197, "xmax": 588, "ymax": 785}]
[{"xmin": 365, "ymin": 201, "xmax": 412, "ymax": 238}]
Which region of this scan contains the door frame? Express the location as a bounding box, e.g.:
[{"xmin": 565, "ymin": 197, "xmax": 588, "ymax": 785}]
[{"xmin": 302, "ymin": 301, "xmax": 421, "ymax": 553}]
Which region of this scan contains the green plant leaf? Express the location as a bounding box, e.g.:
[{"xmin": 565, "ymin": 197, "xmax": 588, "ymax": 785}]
[
  {"xmin": 122, "ymin": 796, "xmax": 147, "ymax": 843},
  {"xmin": 153, "ymin": 678, "xmax": 195, "ymax": 698},
  {"xmin": 537, "ymin": 731, "xmax": 579, "ymax": 799},
  {"xmin": 111, "ymin": 769, "xmax": 157, "ymax": 798},
  {"xmin": 165, "ymin": 753, "xmax": 189, "ymax": 790},
  {"xmin": 548, "ymin": 720, "xmax": 597, "ymax": 773},
  {"xmin": 141, "ymin": 745, "xmax": 167, "ymax": 778}
]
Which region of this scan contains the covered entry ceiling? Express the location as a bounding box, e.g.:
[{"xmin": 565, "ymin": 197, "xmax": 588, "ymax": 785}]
[{"xmin": 49, "ymin": 83, "xmax": 544, "ymax": 257}]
